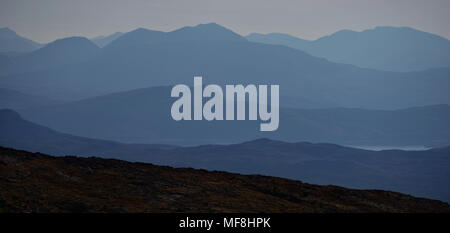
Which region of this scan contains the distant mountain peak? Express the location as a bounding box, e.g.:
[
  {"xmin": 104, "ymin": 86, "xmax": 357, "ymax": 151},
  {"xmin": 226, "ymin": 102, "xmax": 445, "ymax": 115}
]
[
  {"xmin": 47, "ymin": 36, "xmax": 98, "ymax": 47},
  {"xmin": 104, "ymin": 28, "xmax": 166, "ymax": 49},
  {"xmin": 247, "ymin": 26, "xmax": 450, "ymax": 71},
  {"xmin": 105, "ymin": 23, "xmax": 246, "ymax": 50},
  {"xmin": 328, "ymin": 26, "xmax": 449, "ymax": 41},
  {"xmin": 329, "ymin": 26, "xmax": 416, "ymax": 36},
  {"xmin": 318, "ymin": 29, "xmax": 357, "ymax": 40},
  {"xmin": 13, "ymin": 36, "xmax": 101, "ymax": 70},
  {"xmin": 169, "ymin": 23, "xmax": 246, "ymax": 43},
  {"xmin": 35, "ymin": 36, "xmax": 99, "ymax": 54},
  {"xmin": 192, "ymin": 22, "xmax": 230, "ymax": 30},
  {"xmin": 176, "ymin": 22, "xmax": 237, "ymax": 32},
  {"xmin": 177, "ymin": 22, "xmax": 227, "ymax": 30},
  {"xmin": 0, "ymin": 28, "xmax": 42, "ymax": 52},
  {"xmin": 125, "ymin": 28, "xmax": 166, "ymax": 38},
  {"xmin": 132, "ymin": 27, "xmax": 157, "ymax": 33}
]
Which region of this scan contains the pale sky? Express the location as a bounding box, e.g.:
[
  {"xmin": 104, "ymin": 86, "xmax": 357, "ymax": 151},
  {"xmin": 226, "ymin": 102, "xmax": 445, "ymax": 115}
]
[{"xmin": 1, "ymin": 0, "xmax": 449, "ymax": 43}]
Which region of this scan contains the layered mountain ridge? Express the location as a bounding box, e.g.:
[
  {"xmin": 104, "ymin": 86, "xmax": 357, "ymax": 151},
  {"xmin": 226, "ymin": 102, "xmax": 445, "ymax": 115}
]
[
  {"xmin": 1, "ymin": 109, "xmax": 450, "ymax": 202},
  {"xmin": 0, "ymin": 24, "xmax": 449, "ymax": 110},
  {"xmin": 247, "ymin": 26, "xmax": 450, "ymax": 71}
]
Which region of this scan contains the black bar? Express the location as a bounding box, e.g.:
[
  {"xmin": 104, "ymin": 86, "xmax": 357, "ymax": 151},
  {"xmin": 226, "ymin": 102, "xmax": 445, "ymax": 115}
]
[{"xmin": 1, "ymin": 213, "xmax": 448, "ymax": 232}]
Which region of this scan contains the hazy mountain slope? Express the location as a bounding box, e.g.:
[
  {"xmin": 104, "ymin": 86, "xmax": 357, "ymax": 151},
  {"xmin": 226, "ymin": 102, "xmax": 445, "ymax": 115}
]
[
  {"xmin": 0, "ymin": 36, "xmax": 100, "ymax": 76},
  {"xmin": 247, "ymin": 26, "xmax": 450, "ymax": 72},
  {"xmin": 90, "ymin": 32, "xmax": 124, "ymax": 47},
  {"xmin": 104, "ymin": 23, "xmax": 245, "ymax": 49},
  {"xmin": 167, "ymin": 23, "xmax": 246, "ymax": 43},
  {"xmin": 164, "ymin": 139, "xmax": 450, "ymax": 202},
  {"xmin": 0, "ymin": 109, "xmax": 174, "ymax": 159},
  {"xmin": 17, "ymin": 86, "xmax": 450, "ymax": 146},
  {"xmin": 1, "ymin": 146, "xmax": 449, "ymax": 213},
  {"xmin": 104, "ymin": 28, "xmax": 166, "ymax": 50},
  {"xmin": 1, "ymin": 24, "xmax": 449, "ymax": 108},
  {"xmin": 0, "ymin": 28, "xmax": 42, "ymax": 53},
  {"xmin": 1, "ymin": 109, "xmax": 450, "ymax": 202},
  {"xmin": 247, "ymin": 32, "xmax": 310, "ymax": 51},
  {"xmin": 0, "ymin": 88, "xmax": 61, "ymax": 109}
]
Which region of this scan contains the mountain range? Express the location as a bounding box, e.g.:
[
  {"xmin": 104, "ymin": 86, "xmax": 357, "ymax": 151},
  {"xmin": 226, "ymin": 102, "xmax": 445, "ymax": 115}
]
[
  {"xmin": 0, "ymin": 27, "xmax": 42, "ymax": 53},
  {"xmin": 247, "ymin": 26, "xmax": 450, "ymax": 72},
  {"xmin": 0, "ymin": 36, "xmax": 99, "ymax": 76},
  {"xmin": 0, "ymin": 24, "xmax": 449, "ymax": 109},
  {"xmin": 15, "ymin": 85, "xmax": 450, "ymax": 146},
  {"xmin": 1, "ymin": 24, "xmax": 450, "ymax": 205},
  {"xmin": 1, "ymin": 109, "xmax": 449, "ymax": 202}
]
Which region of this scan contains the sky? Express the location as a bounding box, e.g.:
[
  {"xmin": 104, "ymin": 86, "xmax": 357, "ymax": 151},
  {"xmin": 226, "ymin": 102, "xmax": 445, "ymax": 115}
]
[{"xmin": 1, "ymin": 0, "xmax": 449, "ymax": 43}]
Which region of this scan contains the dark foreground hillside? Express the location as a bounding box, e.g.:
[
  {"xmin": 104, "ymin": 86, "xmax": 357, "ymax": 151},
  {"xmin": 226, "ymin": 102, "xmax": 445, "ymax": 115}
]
[{"xmin": 1, "ymin": 147, "xmax": 449, "ymax": 213}]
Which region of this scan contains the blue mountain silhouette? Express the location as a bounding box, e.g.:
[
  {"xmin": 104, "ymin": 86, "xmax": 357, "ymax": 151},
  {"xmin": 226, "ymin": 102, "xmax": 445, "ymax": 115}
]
[
  {"xmin": 1, "ymin": 109, "xmax": 449, "ymax": 202},
  {"xmin": 17, "ymin": 85, "xmax": 450, "ymax": 147},
  {"xmin": 0, "ymin": 36, "xmax": 99, "ymax": 75},
  {"xmin": 1, "ymin": 23, "xmax": 449, "ymax": 109},
  {"xmin": 247, "ymin": 26, "xmax": 450, "ymax": 71},
  {"xmin": 0, "ymin": 27, "xmax": 42, "ymax": 53}
]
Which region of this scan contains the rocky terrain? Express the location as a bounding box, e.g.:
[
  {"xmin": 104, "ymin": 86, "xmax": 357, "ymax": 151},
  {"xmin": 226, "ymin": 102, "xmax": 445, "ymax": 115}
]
[{"xmin": 1, "ymin": 147, "xmax": 449, "ymax": 213}]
